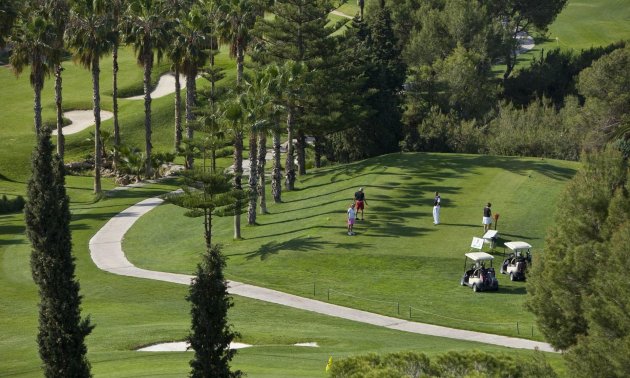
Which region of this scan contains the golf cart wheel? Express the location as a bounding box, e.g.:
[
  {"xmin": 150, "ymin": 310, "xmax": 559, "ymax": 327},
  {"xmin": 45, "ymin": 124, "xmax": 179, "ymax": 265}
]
[
  {"xmin": 472, "ymin": 284, "xmax": 479, "ymax": 292},
  {"xmin": 510, "ymin": 272, "xmax": 515, "ymax": 281},
  {"xmin": 460, "ymin": 277, "xmax": 465, "ymax": 286}
]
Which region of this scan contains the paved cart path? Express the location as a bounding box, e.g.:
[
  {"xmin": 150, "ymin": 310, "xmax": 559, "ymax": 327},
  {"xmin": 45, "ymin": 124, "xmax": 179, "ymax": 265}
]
[{"xmin": 89, "ymin": 195, "xmax": 555, "ymax": 353}]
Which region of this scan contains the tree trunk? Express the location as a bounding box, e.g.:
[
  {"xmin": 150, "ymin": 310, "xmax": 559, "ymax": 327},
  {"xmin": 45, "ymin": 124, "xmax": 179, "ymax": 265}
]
[
  {"xmin": 297, "ymin": 129, "xmax": 306, "ymax": 176},
  {"xmin": 233, "ymin": 132, "xmax": 243, "ymax": 239},
  {"xmin": 247, "ymin": 130, "xmax": 258, "ymax": 225},
  {"xmin": 285, "ymin": 108, "xmax": 296, "ymax": 191},
  {"xmin": 112, "ymin": 44, "xmax": 120, "ymax": 171},
  {"xmin": 314, "ymin": 135, "xmax": 322, "ymax": 168},
  {"xmin": 143, "ymin": 51, "xmax": 153, "ymax": 179},
  {"xmin": 55, "ymin": 64, "xmax": 64, "ymax": 158},
  {"xmin": 92, "ymin": 57, "xmax": 102, "ymax": 194},
  {"xmin": 257, "ymin": 132, "xmax": 268, "ymax": 214},
  {"xmin": 272, "ymin": 128, "xmax": 282, "ymax": 203},
  {"xmin": 236, "ymin": 43, "xmax": 244, "ymax": 89},
  {"xmin": 34, "ymin": 75, "xmax": 43, "ymax": 135},
  {"xmin": 185, "ymin": 68, "xmax": 197, "ymax": 169},
  {"xmin": 174, "ymin": 66, "xmax": 182, "ymax": 152}
]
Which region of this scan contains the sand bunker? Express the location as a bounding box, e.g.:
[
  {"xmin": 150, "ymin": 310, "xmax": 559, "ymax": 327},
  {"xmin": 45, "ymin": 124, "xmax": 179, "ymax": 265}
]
[
  {"xmin": 125, "ymin": 73, "xmax": 187, "ymax": 100},
  {"xmin": 52, "ymin": 110, "xmax": 113, "ymax": 136},
  {"xmin": 137, "ymin": 341, "xmax": 319, "ymax": 352}
]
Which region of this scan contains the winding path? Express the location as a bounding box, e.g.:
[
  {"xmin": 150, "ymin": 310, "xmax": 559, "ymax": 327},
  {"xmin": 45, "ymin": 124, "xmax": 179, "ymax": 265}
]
[{"xmin": 89, "ymin": 195, "xmax": 555, "ymax": 353}]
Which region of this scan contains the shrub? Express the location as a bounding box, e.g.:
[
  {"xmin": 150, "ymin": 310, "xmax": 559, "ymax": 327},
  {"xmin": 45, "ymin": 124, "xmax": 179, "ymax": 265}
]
[{"xmin": 0, "ymin": 194, "xmax": 26, "ymax": 214}]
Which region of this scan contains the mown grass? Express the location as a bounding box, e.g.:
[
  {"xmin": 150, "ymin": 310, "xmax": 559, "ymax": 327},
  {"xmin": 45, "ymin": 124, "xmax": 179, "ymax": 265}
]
[
  {"xmin": 0, "ymin": 179, "xmax": 566, "ymax": 377},
  {"xmin": 124, "ymin": 153, "xmax": 579, "ymax": 340},
  {"xmin": 512, "ymin": 0, "xmax": 630, "ymax": 71}
]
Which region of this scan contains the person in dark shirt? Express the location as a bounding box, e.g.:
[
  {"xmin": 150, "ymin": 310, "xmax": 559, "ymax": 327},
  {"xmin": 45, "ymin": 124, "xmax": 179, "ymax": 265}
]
[
  {"xmin": 354, "ymin": 187, "xmax": 368, "ymax": 220},
  {"xmin": 483, "ymin": 203, "xmax": 492, "ymax": 232}
]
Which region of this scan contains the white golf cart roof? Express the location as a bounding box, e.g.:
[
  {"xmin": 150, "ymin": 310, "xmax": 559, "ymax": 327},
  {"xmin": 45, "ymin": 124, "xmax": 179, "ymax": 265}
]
[
  {"xmin": 465, "ymin": 252, "xmax": 495, "ymax": 261},
  {"xmin": 504, "ymin": 241, "xmax": 532, "ymax": 251}
]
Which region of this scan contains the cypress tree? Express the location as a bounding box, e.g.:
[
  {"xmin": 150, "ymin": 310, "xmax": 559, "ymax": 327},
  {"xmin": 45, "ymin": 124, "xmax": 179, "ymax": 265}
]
[
  {"xmin": 187, "ymin": 243, "xmax": 241, "ymax": 378},
  {"xmin": 25, "ymin": 128, "xmax": 93, "ymax": 377}
]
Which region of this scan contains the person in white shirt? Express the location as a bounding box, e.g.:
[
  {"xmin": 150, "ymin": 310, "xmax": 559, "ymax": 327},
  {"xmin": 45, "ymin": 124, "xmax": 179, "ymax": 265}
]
[
  {"xmin": 347, "ymin": 203, "xmax": 357, "ymax": 235},
  {"xmin": 433, "ymin": 192, "xmax": 441, "ymax": 225}
]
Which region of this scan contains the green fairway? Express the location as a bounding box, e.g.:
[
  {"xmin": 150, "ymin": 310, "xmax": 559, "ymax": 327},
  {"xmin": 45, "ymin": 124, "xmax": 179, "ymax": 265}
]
[
  {"xmin": 124, "ymin": 153, "xmax": 578, "ymax": 339},
  {"xmin": 0, "ymin": 179, "xmax": 566, "ymax": 377},
  {"xmin": 512, "ymin": 0, "xmax": 630, "ymax": 71}
]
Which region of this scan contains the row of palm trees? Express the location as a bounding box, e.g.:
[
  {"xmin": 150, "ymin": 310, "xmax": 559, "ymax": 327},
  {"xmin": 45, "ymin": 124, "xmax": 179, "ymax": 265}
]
[{"xmin": 7, "ymin": 0, "xmax": 312, "ymax": 236}]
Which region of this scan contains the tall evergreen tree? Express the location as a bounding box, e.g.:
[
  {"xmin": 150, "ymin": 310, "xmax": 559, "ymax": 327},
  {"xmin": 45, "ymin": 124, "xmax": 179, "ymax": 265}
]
[
  {"xmin": 188, "ymin": 244, "xmax": 242, "ymax": 378},
  {"xmin": 330, "ymin": 5, "xmax": 405, "ymax": 161},
  {"xmin": 0, "ymin": 0, "xmax": 19, "ymax": 48},
  {"xmin": 25, "ymin": 128, "xmax": 93, "ymax": 377},
  {"xmin": 526, "ymin": 148, "xmax": 628, "ymax": 351},
  {"xmin": 253, "ymin": 0, "xmax": 338, "ymax": 182}
]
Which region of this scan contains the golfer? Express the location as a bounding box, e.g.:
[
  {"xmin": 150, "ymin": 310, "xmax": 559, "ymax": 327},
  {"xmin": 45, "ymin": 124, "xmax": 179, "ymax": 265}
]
[
  {"xmin": 483, "ymin": 203, "xmax": 492, "ymax": 232},
  {"xmin": 354, "ymin": 187, "xmax": 368, "ymax": 220},
  {"xmin": 347, "ymin": 203, "xmax": 357, "ymax": 235},
  {"xmin": 433, "ymin": 192, "xmax": 441, "ymax": 225}
]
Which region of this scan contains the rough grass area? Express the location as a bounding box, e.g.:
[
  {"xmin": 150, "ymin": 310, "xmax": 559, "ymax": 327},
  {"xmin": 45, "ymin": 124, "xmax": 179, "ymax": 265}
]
[{"xmin": 124, "ymin": 153, "xmax": 578, "ymax": 339}]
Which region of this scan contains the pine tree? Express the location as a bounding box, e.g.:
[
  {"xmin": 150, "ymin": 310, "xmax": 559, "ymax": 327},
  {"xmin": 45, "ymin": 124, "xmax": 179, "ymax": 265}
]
[
  {"xmin": 526, "ymin": 148, "xmax": 628, "ymax": 352},
  {"xmin": 25, "ymin": 128, "xmax": 93, "ymax": 377},
  {"xmin": 329, "ymin": 5, "xmax": 405, "ymax": 162},
  {"xmin": 253, "ymin": 0, "xmax": 339, "ymax": 182}
]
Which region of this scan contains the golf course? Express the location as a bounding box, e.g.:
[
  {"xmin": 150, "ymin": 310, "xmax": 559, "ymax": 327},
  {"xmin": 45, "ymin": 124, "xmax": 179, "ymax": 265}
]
[{"xmin": 2, "ymin": 0, "xmax": 630, "ymax": 377}]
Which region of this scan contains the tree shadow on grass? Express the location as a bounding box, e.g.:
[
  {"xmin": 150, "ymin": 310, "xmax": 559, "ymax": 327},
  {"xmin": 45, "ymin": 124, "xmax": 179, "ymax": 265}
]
[
  {"xmin": 496, "ymin": 285, "xmax": 527, "ymax": 295},
  {"xmin": 361, "ymin": 220, "xmax": 429, "ymax": 238},
  {"xmin": 245, "ymin": 235, "xmax": 373, "ymax": 261},
  {"xmin": 244, "ymin": 225, "xmax": 340, "ymax": 240}
]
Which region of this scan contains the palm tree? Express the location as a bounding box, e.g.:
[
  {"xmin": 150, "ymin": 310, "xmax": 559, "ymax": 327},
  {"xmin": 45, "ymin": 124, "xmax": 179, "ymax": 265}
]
[
  {"xmin": 124, "ymin": 0, "xmax": 172, "ymax": 178},
  {"xmin": 267, "ymin": 61, "xmax": 307, "ymax": 191},
  {"xmin": 224, "ymin": 96, "xmax": 245, "ymax": 239},
  {"xmin": 176, "ymin": 5, "xmax": 212, "ymax": 169},
  {"xmin": 164, "ymin": 0, "xmax": 193, "ymax": 153},
  {"xmin": 48, "ymin": 0, "xmax": 69, "ymax": 158},
  {"xmin": 110, "ymin": 0, "xmax": 126, "ymax": 171},
  {"xmin": 221, "ymin": 0, "xmax": 261, "ymax": 88},
  {"xmin": 66, "ymin": 0, "xmax": 113, "ymax": 194},
  {"xmin": 242, "ymin": 70, "xmax": 272, "ymax": 224},
  {"xmin": 10, "ymin": 9, "xmax": 57, "ymax": 135}
]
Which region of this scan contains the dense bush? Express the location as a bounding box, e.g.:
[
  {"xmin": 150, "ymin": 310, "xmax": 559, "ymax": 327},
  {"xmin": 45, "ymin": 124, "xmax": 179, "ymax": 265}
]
[
  {"xmin": 487, "ymin": 97, "xmax": 585, "ymax": 160},
  {"xmin": 400, "ymin": 107, "xmax": 486, "ymax": 154},
  {"xmin": 328, "ymin": 350, "xmax": 557, "ymax": 378},
  {"xmin": 504, "ymin": 41, "xmax": 627, "ymax": 107},
  {"xmin": 0, "ymin": 194, "xmax": 25, "ymax": 214}
]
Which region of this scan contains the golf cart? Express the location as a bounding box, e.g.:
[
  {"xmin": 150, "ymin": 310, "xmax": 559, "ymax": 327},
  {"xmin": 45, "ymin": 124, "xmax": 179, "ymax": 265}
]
[
  {"xmin": 460, "ymin": 238, "xmax": 499, "ymax": 292},
  {"xmin": 500, "ymin": 241, "xmax": 532, "ymax": 281}
]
